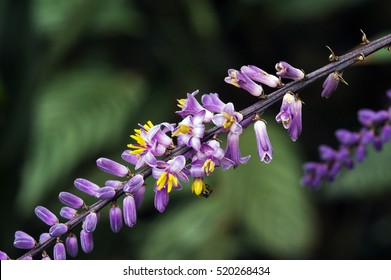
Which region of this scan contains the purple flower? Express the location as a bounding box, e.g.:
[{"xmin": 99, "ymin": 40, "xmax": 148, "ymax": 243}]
[
  {"xmin": 335, "ymin": 129, "xmax": 360, "ymax": 146},
  {"xmin": 275, "ymin": 92, "xmax": 303, "ymax": 141},
  {"xmin": 176, "ymin": 90, "xmax": 213, "ymax": 122},
  {"xmin": 319, "ymin": 145, "xmax": 338, "ymax": 161},
  {"xmin": 321, "ymin": 72, "xmax": 341, "ymax": 98},
  {"xmin": 53, "ymin": 242, "xmax": 66, "ymax": 260},
  {"xmin": 58, "ymin": 192, "xmax": 84, "ymax": 209},
  {"xmin": 194, "ymin": 140, "xmax": 234, "ymax": 175},
  {"xmin": 202, "ymin": 93, "xmax": 226, "ymax": 113},
  {"xmin": 254, "ymin": 120, "xmax": 273, "ymax": 163},
  {"xmin": 39, "ymin": 233, "xmax": 51, "ymax": 244},
  {"xmin": 83, "ymin": 212, "xmax": 98, "ymax": 233},
  {"xmin": 0, "ymin": 251, "xmax": 9, "ymax": 260},
  {"xmin": 80, "ymin": 230, "xmax": 94, "ymax": 254},
  {"xmin": 49, "ymin": 223, "xmax": 68, "ymax": 237},
  {"xmin": 225, "ymin": 132, "xmax": 250, "ymax": 168},
  {"xmin": 356, "ymin": 145, "xmax": 366, "ymax": 162},
  {"xmin": 13, "ymin": 231, "xmax": 36, "ymax": 250},
  {"xmin": 34, "ymin": 206, "xmax": 58, "ymax": 226},
  {"xmin": 154, "ymin": 187, "xmax": 170, "ymax": 213},
  {"xmin": 275, "ymin": 61, "xmax": 305, "ymax": 81},
  {"xmin": 74, "ymin": 178, "xmax": 100, "ymax": 196},
  {"xmin": 65, "ymin": 233, "xmax": 78, "ymax": 258},
  {"xmin": 95, "ymin": 186, "xmax": 116, "ymax": 200},
  {"xmin": 240, "ymin": 65, "xmax": 282, "ymax": 88},
  {"xmin": 381, "ymin": 123, "xmax": 391, "ymax": 142},
  {"xmin": 172, "ymin": 110, "xmax": 205, "ymax": 151},
  {"xmin": 96, "ymin": 158, "xmax": 129, "ymax": 177},
  {"xmin": 224, "ymin": 69, "xmax": 264, "ymax": 97},
  {"xmin": 133, "ymin": 185, "xmax": 146, "ymax": 209},
  {"xmin": 123, "ymin": 195, "xmax": 137, "ymax": 227},
  {"xmin": 123, "ymin": 174, "xmax": 144, "ymax": 194},
  {"xmin": 104, "ymin": 180, "xmax": 122, "ymax": 189},
  {"xmin": 211, "ymin": 102, "xmax": 243, "ymax": 134},
  {"xmin": 109, "ymin": 205, "xmax": 123, "ymax": 233},
  {"xmin": 60, "ymin": 207, "xmax": 77, "ymax": 220}
]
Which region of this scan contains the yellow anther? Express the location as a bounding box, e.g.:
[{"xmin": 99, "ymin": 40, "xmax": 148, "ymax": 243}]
[
  {"xmin": 191, "ymin": 178, "xmax": 206, "ymax": 196},
  {"xmin": 172, "ymin": 124, "xmax": 191, "ymax": 137},
  {"xmin": 202, "ymin": 159, "xmax": 215, "ymax": 175},
  {"xmin": 177, "ymin": 99, "xmax": 187, "ymax": 109}
]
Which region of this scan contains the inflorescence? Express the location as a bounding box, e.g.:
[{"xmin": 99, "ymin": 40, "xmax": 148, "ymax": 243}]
[{"xmin": 1, "ymin": 31, "xmax": 391, "ymax": 260}]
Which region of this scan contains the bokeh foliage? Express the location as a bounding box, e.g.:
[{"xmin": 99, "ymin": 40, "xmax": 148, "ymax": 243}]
[{"xmin": 1, "ymin": 0, "xmax": 390, "ymax": 259}]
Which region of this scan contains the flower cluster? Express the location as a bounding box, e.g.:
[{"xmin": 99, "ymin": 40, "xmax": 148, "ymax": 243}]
[{"xmin": 302, "ymin": 89, "xmax": 391, "ymax": 188}]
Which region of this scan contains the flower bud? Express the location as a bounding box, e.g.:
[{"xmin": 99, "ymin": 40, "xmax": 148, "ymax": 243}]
[
  {"xmin": 13, "ymin": 231, "xmax": 36, "ymax": 250},
  {"xmin": 49, "ymin": 223, "xmax": 68, "ymax": 237},
  {"xmin": 58, "ymin": 192, "xmax": 84, "ymax": 209},
  {"xmin": 83, "ymin": 212, "xmax": 98, "ymax": 233},
  {"xmin": 109, "ymin": 205, "xmax": 123, "ymax": 233},
  {"xmin": 53, "ymin": 242, "xmax": 66, "ymax": 260},
  {"xmin": 240, "ymin": 65, "xmax": 282, "ymax": 88},
  {"xmin": 39, "ymin": 233, "xmax": 51, "ymax": 244},
  {"xmin": 95, "ymin": 186, "xmax": 116, "ymax": 200},
  {"xmin": 34, "ymin": 206, "xmax": 58, "ymax": 226},
  {"xmin": 60, "ymin": 206, "xmax": 78, "ymax": 220},
  {"xmin": 96, "ymin": 158, "xmax": 129, "ymax": 177},
  {"xmin": 74, "ymin": 178, "xmax": 100, "ymax": 196},
  {"xmin": 80, "ymin": 230, "xmax": 94, "ymax": 254},
  {"xmin": 224, "ymin": 69, "xmax": 264, "ymax": 97},
  {"xmin": 254, "ymin": 120, "xmax": 273, "ymax": 164},
  {"xmin": 321, "ymin": 72, "xmax": 340, "ymax": 98},
  {"xmin": 275, "ymin": 61, "xmax": 305, "ymax": 81},
  {"xmin": 123, "ymin": 195, "xmax": 137, "ymax": 227},
  {"xmin": 65, "ymin": 233, "xmax": 78, "ymax": 258},
  {"xmin": 123, "ymin": 174, "xmax": 144, "ymax": 193}
]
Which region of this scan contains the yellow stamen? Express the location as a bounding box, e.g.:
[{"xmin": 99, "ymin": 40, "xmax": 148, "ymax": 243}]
[
  {"xmin": 202, "ymin": 159, "xmax": 215, "ymax": 175},
  {"xmin": 191, "ymin": 178, "xmax": 206, "ymax": 196},
  {"xmin": 230, "ymin": 71, "xmax": 241, "ymax": 88},
  {"xmin": 177, "ymin": 99, "xmax": 187, "ymax": 109},
  {"xmin": 222, "ymin": 112, "xmax": 235, "ymax": 129},
  {"xmin": 172, "ymin": 124, "xmax": 191, "ymax": 137},
  {"xmin": 157, "ymin": 172, "xmax": 167, "ymax": 190}
]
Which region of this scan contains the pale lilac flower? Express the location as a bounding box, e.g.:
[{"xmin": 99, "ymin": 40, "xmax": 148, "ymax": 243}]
[
  {"xmin": 34, "ymin": 206, "xmax": 58, "ymax": 226},
  {"xmin": 176, "ymin": 90, "xmax": 213, "ymax": 122},
  {"xmin": 74, "ymin": 178, "xmax": 100, "ymax": 196},
  {"xmin": 96, "ymin": 158, "xmax": 129, "ymax": 177},
  {"xmin": 58, "ymin": 192, "xmax": 84, "ymax": 209},
  {"xmin": 133, "ymin": 185, "xmax": 146, "ymax": 209},
  {"xmin": 321, "ymin": 72, "xmax": 341, "ymax": 98},
  {"xmin": 172, "ymin": 110, "xmax": 205, "ymax": 151},
  {"xmin": 194, "ymin": 140, "xmax": 234, "ymax": 175},
  {"xmin": 53, "ymin": 242, "xmax": 66, "ymax": 260},
  {"xmin": 254, "ymin": 120, "xmax": 273, "ymax": 163},
  {"xmin": 202, "ymin": 93, "xmax": 226, "ymax": 113},
  {"xmin": 275, "ymin": 92, "xmax": 302, "ymax": 141},
  {"xmin": 224, "ymin": 69, "xmax": 264, "ymax": 97},
  {"xmin": 13, "ymin": 231, "xmax": 36, "ymax": 249},
  {"xmin": 49, "ymin": 223, "xmax": 68, "ymax": 237},
  {"xmin": 80, "ymin": 230, "xmax": 93, "ymax": 254},
  {"xmin": 109, "ymin": 205, "xmax": 123, "ymax": 233},
  {"xmin": 39, "ymin": 233, "xmax": 51, "ymax": 244},
  {"xmin": 240, "ymin": 65, "xmax": 282, "ymax": 88},
  {"xmin": 0, "ymin": 251, "xmax": 9, "ymax": 260},
  {"xmin": 65, "ymin": 233, "xmax": 78, "ymax": 258},
  {"xmin": 95, "ymin": 186, "xmax": 116, "ymax": 200},
  {"xmin": 211, "ymin": 102, "xmax": 243, "ymax": 134},
  {"xmin": 123, "ymin": 174, "xmax": 144, "ymax": 194},
  {"xmin": 225, "ymin": 132, "xmax": 250, "ymax": 168},
  {"xmin": 60, "ymin": 207, "xmax": 77, "ymax": 220},
  {"xmin": 275, "ymin": 61, "xmax": 305, "ymax": 81},
  {"xmin": 123, "ymin": 195, "xmax": 137, "ymax": 227},
  {"xmin": 83, "ymin": 212, "xmax": 98, "ymax": 233}
]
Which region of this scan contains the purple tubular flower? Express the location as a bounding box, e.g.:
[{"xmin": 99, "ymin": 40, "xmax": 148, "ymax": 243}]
[
  {"xmin": 95, "ymin": 186, "xmax": 116, "ymax": 200},
  {"xmin": 176, "ymin": 90, "xmax": 213, "ymax": 122},
  {"xmin": 172, "ymin": 110, "xmax": 205, "ymax": 151},
  {"xmin": 0, "ymin": 251, "xmax": 9, "ymax": 260},
  {"xmin": 96, "ymin": 158, "xmax": 129, "ymax": 177},
  {"xmin": 240, "ymin": 65, "xmax": 282, "ymax": 88},
  {"xmin": 335, "ymin": 129, "xmax": 360, "ymax": 146},
  {"xmin": 321, "ymin": 72, "xmax": 340, "ymax": 98},
  {"xmin": 202, "ymin": 93, "xmax": 226, "ymax": 113},
  {"xmin": 121, "ymin": 150, "xmax": 139, "ymax": 166},
  {"xmin": 53, "ymin": 242, "xmax": 66, "ymax": 260},
  {"xmin": 49, "ymin": 223, "xmax": 68, "ymax": 237},
  {"xmin": 39, "ymin": 233, "xmax": 51, "ymax": 244},
  {"xmin": 275, "ymin": 92, "xmax": 302, "ymax": 141},
  {"xmin": 110, "ymin": 205, "xmax": 123, "ymax": 233},
  {"xmin": 225, "ymin": 132, "xmax": 250, "ymax": 168},
  {"xmin": 123, "ymin": 174, "xmax": 144, "ymax": 193},
  {"xmin": 356, "ymin": 145, "xmax": 366, "ymax": 162},
  {"xmin": 74, "ymin": 178, "xmax": 100, "ymax": 196},
  {"xmin": 224, "ymin": 69, "xmax": 264, "ymax": 97},
  {"xmin": 254, "ymin": 120, "xmax": 273, "ymax": 163},
  {"xmin": 58, "ymin": 192, "xmax": 84, "ymax": 209},
  {"xmin": 154, "ymin": 187, "xmax": 170, "ymax": 213},
  {"xmin": 34, "ymin": 206, "xmax": 58, "ymax": 226},
  {"xmin": 275, "ymin": 61, "xmax": 305, "ymax": 81},
  {"xmin": 65, "ymin": 233, "xmax": 78, "ymax": 258},
  {"xmin": 133, "ymin": 185, "xmax": 146, "ymax": 209},
  {"xmin": 194, "ymin": 140, "xmax": 234, "ymax": 174},
  {"xmin": 123, "ymin": 195, "xmax": 137, "ymax": 227},
  {"xmin": 358, "ymin": 109, "xmax": 376, "ymax": 127},
  {"xmin": 211, "ymin": 102, "xmax": 243, "ymax": 134},
  {"xmin": 80, "ymin": 230, "xmax": 94, "ymax": 254},
  {"xmin": 83, "ymin": 212, "xmax": 98, "ymax": 233},
  {"xmin": 13, "ymin": 231, "xmax": 36, "ymax": 249},
  {"xmin": 60, "ymin": 206, "xmax": 77, "ymax": 220},
  {"xmin": 387, "ymin": 89, "xmax": 391, "ymax": 99}
]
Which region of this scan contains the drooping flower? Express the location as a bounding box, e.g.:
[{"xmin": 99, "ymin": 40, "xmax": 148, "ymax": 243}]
[
  {"xmin": 240, "ymin": 65, "xmax": 282, "ymax": 88},
  {"xmin": 176, "ymin": 90, "xmax": 213, "ymax": 122},
  {"xmin": 254, "ymin": 120, "xmax": 273, "ymax": 163},
  {"xmin": 80, "ymin": 230, "xmax": 93, "ymax": 254},
  {"xmin": 275, "ymin": 92, "xmax": 303, "ymax": 141},
  {"xmin": 82, "ymin": 212, "xmax": 98, "ymax": 233},
  {"xmin": 172, "ymin": 110, "xmax": 206, "ymax": 151},
  {"xmin": 275, "ymin": 61, "xmax": 305, "ymax": 81},
  {"xmin": 224, "ymin": 69, "xmax": 264, "ymax": 97},
  {"xmin": 225, "ymin": 132, "xmax": 250, "ymax": 168},
  {"xmin": 194, "ymin": 140, "xmax": 234, "ymax": 175},
  {"xmin": 321, "ymin": 72, "xmax": 345, "ymax": 98}
]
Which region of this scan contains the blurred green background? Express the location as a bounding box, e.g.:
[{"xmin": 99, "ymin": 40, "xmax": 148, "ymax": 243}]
[{"xmin": 1, "ymin": 0, "xmax": 391, "ymax": 260}]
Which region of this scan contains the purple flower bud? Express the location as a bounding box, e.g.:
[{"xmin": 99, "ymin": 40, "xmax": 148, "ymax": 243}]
[
  {"xmin": 356, "ymin": 145, "xmax": 366, "ymax": 162},
  {"xmin": 13, "ymin": 231, "xmax": 36, "ymax": 249},
  {"xmin": 321, "ymin": 72, "xmax": 340, "ymax": 98},
  {"xmin": 109, "ymin": 205, "xmax": 123, "ymax": 233},
  {"xmin": 381, "ymin": 123, "xmax": 391, "ymax": 142},
  {"xmin": 83, "ymin": 212, "xmax": 98, "ymax": 233},
  {"xmin": 358, "ymin": 109, "xmax": 376, "ymax": 127},
  {"xmin": 0, "ymin": 250, "xmax": 9, "ymax": 260},
  {"xmin": 240, "ymin": 65, "xmax": 282, "ymax": 88},
  {"xmin": 337, "ymin": 147, "xmax": 354, "ymax": 169},
  {"xmin": 328, "ymin": 161, "xmax": 341, "ymax": 181},
  {"xmin": 39, "ymin": 233, "xmax": 51, "ymax": 244},
  {"xmin": 105, "ymin": 180, "xmax": 123, "ymax": 189},
  {"xmin": 80, "ymin": 230, "xmax": 94, "ymax": 254},
  {"xmin": 95, "ymin": 186, "xmax": 116, "ymax": 200},
  {"xmin": 373, "ymin": 110, "xmax": 389, "ymax": 123},
  {"xmin": 65, "ymin": 233, "xmax": 78, "ymax": 258},
  {"xmin": 60, "ymin": 206, "xmax": 77, "ymax": 220},
  {"xmin": 361, "ymin": 129, "xmax": 374, "ymax": 146},
  {"xmin": 373, "ymin": 136, "xmax": 383, "ymax": 151},
  {"xmin": 318, "ymin": 145, "xmax": 337, "ymax": 161},
  {"xmin": 49, "ymin": 223, "xmax": 68, "ymax": 237},
  {"xmin": 96, "ymin": 158, "xmax": 129, "ymax": 177},
  {"xmin": 133, "ymin": 185, "xmax": 146, "ymax": 209},
  {"xmin": 121, "ymin": 150, "xmax": 139, "ymax": 166},
  {"xmin": 58, "ymin": 192, "xmax": 84, "ymax": 209},
  {"xmin": 123, "ymin": 195, "xmax": 137, "ymax": 227},
  {"xmin": 275, "ymin": 61, "xmax": 305, "ymax": 81},
  {"xmin": 34, "ymin": 206, "xmax": 58, "ymax": 226},
  {"xmin": 254, "ymin": 120, "xmax": 273, "ymax": 163},
  {"xmin": 335, "ymin": 129, "xmax": 360, "ymax": 146},
  {"xmin": 224, "ymin": 69, "xmax": 264, "ymax": 97},
  {"xmin": 53, "ymin": 242, "xmax": 66, "ymax": 260},
  {"xmin": 123, "ymin": 174, "xmax": 144, "ymax": 193},
  {"xmin": 154, "ymin": 188, "xmax": 169, "ymax": 213},
  {"xmin": 74, "ymin": 178, "xmax": 100, "ymax": 196},
  {"xmin": 276, "ymin": 93, "xmax": 302, "ymax": 141}
]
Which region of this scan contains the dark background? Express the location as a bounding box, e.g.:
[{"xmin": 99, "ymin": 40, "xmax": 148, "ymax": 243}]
[{"xmin": 1, "ymin": 0, "xmax": 391, "ymax": 259}]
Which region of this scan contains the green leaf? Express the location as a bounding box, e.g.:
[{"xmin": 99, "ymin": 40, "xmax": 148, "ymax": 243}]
[
  {"xmin": 17, "ymin": 67, "xmax": 145, "ymax": 212},
  {"xmin": 219, "ymin": 121, "xmax": 317, "ymax": 258},
  {"xmin": 324, "ymin": 143, "xmax": 391, "ymax": 199}
]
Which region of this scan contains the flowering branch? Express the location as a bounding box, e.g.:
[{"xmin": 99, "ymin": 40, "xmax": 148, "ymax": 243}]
[{"xmin": 2, "ymin": 31, "xmax": 391, "ymax": 260}]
